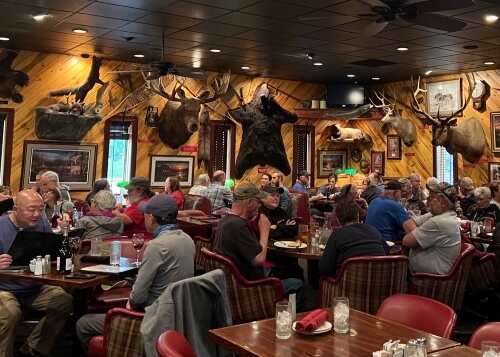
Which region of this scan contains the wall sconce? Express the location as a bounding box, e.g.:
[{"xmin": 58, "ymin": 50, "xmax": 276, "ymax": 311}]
[{"xmin": 145, "ymin": 106, "xmax": 159, "ymax": 127}]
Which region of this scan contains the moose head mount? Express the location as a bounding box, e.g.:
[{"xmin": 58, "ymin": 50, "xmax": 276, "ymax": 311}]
[
  {"xmin": 148, "ymin": 70, "xmax": 230, "ymax": 149},
  {"xmin": 410, "ymin": 73, "xmax": 485, "ymax": 163}
]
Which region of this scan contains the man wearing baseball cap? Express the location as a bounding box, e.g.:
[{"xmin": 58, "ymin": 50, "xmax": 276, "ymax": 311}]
[
  {"xmin": 292, "ymin": 170, "xmax": 310, "ymax": 192},
  {"xmin": 403, "ymin": 182, "xmax": 461, "ymax": 275},
  {"xmin": 365, "ymin": 180, "xmax": 417, "ymax": 242},
  {"xmin": 77, "ymin": 194, "xmax": 195, "ymax": 353},
  {"xmin": 214, "ymin": 183, "xmax": 305, "ymax": 310}
]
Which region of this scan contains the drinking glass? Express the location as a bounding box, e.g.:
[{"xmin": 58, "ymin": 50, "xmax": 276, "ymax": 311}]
[
  {"xmin": 333, "ymin": 297, "xmax": 349, "ymax": 333},
  {"xmin": 69, "ymin": 236, "xmax": 81, "ymax": 270},
  {"xmin": 482, "ymin": 341, "xmax": 500, "ymax": 357},
  {"xmin": 275, "ymin": 301, "xmax": 292, "ymax": 339},
  {"xmin": 298, "ymin": 224, "xmax": 309, "ymax": 244},
  {"xmin": 471, "ymin": 221, "xmax": 480, "ymax": 238},
  {"xmin": 132, "ymin": 233, "xmax": 145, "ymax": 266}
]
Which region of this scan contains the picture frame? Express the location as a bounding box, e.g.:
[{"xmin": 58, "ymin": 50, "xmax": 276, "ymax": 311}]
[
  {"xmin": 317, "ymin": 149, "xmax": 347, "ymax": 178},
  {"xmin": 426, "ymin": 78, "xmax": 462, "ymax": 117},
  {"xmin": 21, "ymin": 141, "xmax": 97, "ymax": 191},
  {"xmin": 150, "ymin": 155, "xmax": 194, "ymax": 187},
  {"xmin": 490, "ymin": 112, "xmax": 500, "ymax": 153},
  {"xmin": 489, "ymin": 162, "xmax": 500, "ymax": 181},
  {"xmin": 387, "ymin": 135, "xmax": 402, "ymax": 160},
  {"xmin": 370, "ymin": 151, "xmax": 385, "ymax": 175}
]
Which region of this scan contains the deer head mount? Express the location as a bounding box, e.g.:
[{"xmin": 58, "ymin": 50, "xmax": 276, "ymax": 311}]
[
  {"xmin": 148, "ymin": 70, "xmax": 230, "ymax": 149},
  {"xmin": 410, "ymin": 73, "xmax": 485, "ymax": 163}
]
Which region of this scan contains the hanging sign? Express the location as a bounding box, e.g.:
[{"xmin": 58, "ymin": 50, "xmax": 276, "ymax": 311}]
[
  {"xmin": 180, "ymin": 145, "xmax": 198, "ymax": 152},
  {"xmin": 257, "ymin": 167, "xmax": 268, "ymax": 173}
]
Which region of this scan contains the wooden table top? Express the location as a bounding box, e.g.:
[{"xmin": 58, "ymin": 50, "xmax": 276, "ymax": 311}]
[
  {"xmin": 177, "ymin": 216, "xmax": 220, "ymax": 228},
  {"xmin": 209, "ymin": 308, "xmax": 461, "ymax": 357},
  {"xmin": 428, "ymin": 345, "xmax": 480, "ymax": 356}
]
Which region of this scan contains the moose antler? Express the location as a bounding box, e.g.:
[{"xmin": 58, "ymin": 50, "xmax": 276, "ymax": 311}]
[{"xmin": 198, "ymin": 70, "xmax": 231, "ymax": 104}]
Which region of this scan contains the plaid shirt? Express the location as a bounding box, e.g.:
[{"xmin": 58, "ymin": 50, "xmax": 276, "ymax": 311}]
[{"xmin": 206, "ymin": 182, "xmax": 233, "ymax": 210}]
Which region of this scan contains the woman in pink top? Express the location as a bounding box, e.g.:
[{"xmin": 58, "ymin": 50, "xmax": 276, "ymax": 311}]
[{"xmin": 165, "ymin": 176, "xmax": 185, "ymax": 211}]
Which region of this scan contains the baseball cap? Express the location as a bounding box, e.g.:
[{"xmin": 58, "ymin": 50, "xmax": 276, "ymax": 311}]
[
  {"xmin": 458, "ymin": 177, "xmax": 474, "ymax": 190},
  {"xmin": 262, "ymin": 185, "xmax": 284, "ymax": 194},
  {"xmin": 426, "ymin": 182, "xmax": 457, "ymax": 204},
  {"xmin": 124, "ymin": 177, "xmax": 150, "ymax": 191},
  {"xmin": 298, "ymin": 170, "xmax": 310, "ymax": 177},
  {"xmin": 385, "ymin": 180, "xmax": 403, "ymax": 191},
  {"xmin": 233, "ymin": 183, "xmax": 267, "ymax": 200},
  {"xmin": 138, "ymin": 194, "xmax": 178, "ymax": 218}
]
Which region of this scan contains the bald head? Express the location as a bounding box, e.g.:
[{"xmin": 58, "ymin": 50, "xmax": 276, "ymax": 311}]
[
  {"xmin": 11, "ymin": 190, "xmax": 45, "ymax": 229},
  {"xmin": 213, "ymin": 170, "xmax": 226, "ymax": 183}
]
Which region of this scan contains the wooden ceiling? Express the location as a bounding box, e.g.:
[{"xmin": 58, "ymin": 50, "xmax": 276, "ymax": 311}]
[{"xmin": 0, "ymin": 0, "xmax": 499, "ymax": 84}]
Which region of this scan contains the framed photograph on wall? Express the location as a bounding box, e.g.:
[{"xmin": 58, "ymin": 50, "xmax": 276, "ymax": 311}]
[
  {"xmin": 21, "ymin": 141, "xmax": 97, "ymax": 191},
  {"xmin": 370, "ymin": 151, "xmax": 385, "ymax": 175},
  {"xmin": 150, "ymin": 155, "xmax": 194, "ymax": 187},
  {"xmin": 426, "ymin": 78, "xmax": 462, "ymax": 117},
  {"xmin": 317, "ymin": 149, "xmax": 347, "ymax": 178},
  {"xmin": 491, "ymin": 112, "xmax": 500, "ymax": 153},
  {"xmin": 489, "ymin": 162, "xmax": 500, "ymax": 181},
  {"xmin": 387, "ymin": 135, "xmax": 402, "ymax": 160}
]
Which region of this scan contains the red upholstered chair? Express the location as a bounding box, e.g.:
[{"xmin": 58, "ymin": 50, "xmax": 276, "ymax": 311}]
[
  {"xmin": 289, "ymin": 191, "xmax": 310, "ymax": 224},
  {"xmin": 177, "ymin": 209, "xmax": 206, "ymax": 217},
  {"xmin": 468, "ymin": 322, "xmax": 500, "ymax": 349},
  {"xmin": 318, "ymin": 255, "xmax": 409, "ymax": 314},
  {"xmin": 201, "ymin": 247, "xmax": 283, "ymax": 324},
  {"xmin": 88, "ymin": 307, "xmax": 145, "ymax": 357},
  {"xmin": 156, "ymin": 330, "xmax": 196, "ymax": 357},
  {"xmin": 408, "ymin": 243, "xmax": 476, "ymax": 311},
  {"xmin": 376, "ymin": 294, "xmax": 457, "ymax": 339},
  {"xmin": 183, "ymin": 194, "xmax": 212, "ymax": 214}
]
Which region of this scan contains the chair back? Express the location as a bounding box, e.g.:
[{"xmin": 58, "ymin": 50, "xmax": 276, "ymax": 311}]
[
  {"xmin": 194, "ymin": 235, "xmax": 214, "ymax": 269},
  {"xmin": 201, "ymin": 247, "xmax": 283, "ymax": 324},
  {"xmin": 376, "ymin": 294, "xmax": 457, "ymax": 339},
  {"xmin": 410, "ymin": 243, "xmax": 475, "ymax": 310},
  {"xmin": 468, "ymin": 322, "xmax": 500, "ymax": 349},
  {"xmin": 468, "ymin": 251, "xmax": 500, "ymax": 291},
  {"xmin": 177, "ymin": 209, "xmax": 206, "ymax": 217},
  {"xmin": 156, "ymin": 330, "xmax": 196, "ymax": 357},
  {"xmin": 289, "ymin": 191, "xmax": 310, "ymax": 224},
  {"xmin": 318, "ymin": 255, "xmax": 409, "ymax": 315},
  {"xmin": 184, "ymin": 194, "xmax": 212, "ymax": 214}
]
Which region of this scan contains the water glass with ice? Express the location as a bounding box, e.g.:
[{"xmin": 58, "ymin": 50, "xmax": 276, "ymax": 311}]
[
  {"xmin": 482, "ymin": 341, "xmax": 500, "ymax": 357},
  {"xmin": 275, "ymin": 301, "xmax": 292, "ymax": 339},
  {"xmin": 333, "ymin": 297, "xmax": 349, "ymax": 333},
  {"xmin": 109, "ymin": 241, "xmax": 121, "ymax": 266},
  {"xmin": 471, "ymin": 221, "xmax": 480, "ymax": 238},
  {"xmin": 90, "ymin": 237, "xmax": 102, "ymax": 256}
]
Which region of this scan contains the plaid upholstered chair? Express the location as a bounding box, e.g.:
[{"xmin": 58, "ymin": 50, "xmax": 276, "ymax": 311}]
[
  {"xmin": 201, "ymin": 247, "xmax": 284, "ymax": 324},
  {"xmin": 194, "ymin": 234, "xmax": 215, "ymax": 275},
  {"xmin": 408, "ymin": 243, "xmax": 475, "ymax": 311},
  {"xmin": 317, "ymin": 255, "xmax": 409, "ymax": 314},
  {"xmin": 183, "ymin": 194, "xmax": 212, "ymax": 214},
  {"xmin": 88, "ymin": 307, "xmax": 145, "ymax": 357}
]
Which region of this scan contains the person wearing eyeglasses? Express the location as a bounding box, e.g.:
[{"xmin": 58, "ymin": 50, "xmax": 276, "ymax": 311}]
[{"xmin": 466, "ymin": 186, "xmax": 500, "ymax": 226}]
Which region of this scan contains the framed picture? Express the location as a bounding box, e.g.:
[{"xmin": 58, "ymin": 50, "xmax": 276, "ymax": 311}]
[
  {"xmin": 489, "ymin": 162, "xmax": 500, "ymax": 181},
  {"xmin": 426, "ymin": 78, "xmax": 462, "ymax": 117},
  {"xmin": 491, "ymin": 112, "xmax": 500, "ymax": 153},
  {"xmin": 387, "ymin": 135, "xmax": 402, "ymax": 160},
  {"xmin": 150, "ymin": 155, "xmax": 194, "ymax": 187},
  {"xmin": 21, "ymin": 141, "xmax": 97, "ymax": 191},
  {"xmin": 317, "ymin": 150, "xmax": 347, "ymax": 178},
  {"xmin": 370, "ymin": 151, "xmax": 385, "ymax": 175}
]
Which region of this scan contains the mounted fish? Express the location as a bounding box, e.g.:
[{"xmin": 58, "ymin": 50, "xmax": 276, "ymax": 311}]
[
  {"xmin": 148, "ymin": 70, "xmax": 230, "ymax": 149},
  {"xmin": 197, "ymin": 105, "xmax": 211, "ymax": 169},
  {"xmin": 323, "ymin": 104, "xmax": 373, "ymax": 122},
  {"xmin": 0, "ymin": 50, "xmax": 29, "ymax": 103},
  {"xmin": 229, "ymin": 83, "xmax": 298, "ymax": 179}
]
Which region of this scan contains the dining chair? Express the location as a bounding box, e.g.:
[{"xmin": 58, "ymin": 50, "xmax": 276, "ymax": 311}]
[
  {"xmin": 289, "ymin": 191, "xmax": 310, "ymax": 224},
  {"xmin": 201, "ymin": 247, "xmax": 284, "ymax": 324},
  {"xmin": 193, "ymin": 234, "xmax": 215, "ymax": 275},
  {"xmin": 408, "ymin": 243, "xmax": 476, "ymax": 311},
  {"xmin": 183, "ymin": 194, "xmax": 212, "ymax": 214},
  {"xmin": 88, "ymin": 307, "xmax": 145, "ymax": 357},
  {"xmin": 156, "ymin": 330, "xmax": 196, "ymax": 357},
  {"xmin": 318, "ymin": 255, "xmax": 409, "ymax": 314},
  {"xmin": 376, "ymin": 294, "xmax": 457, "ymax": 339},
  {"xmin": 468, "ymin": 322, "xmax": 500, "ymax": 349},
  {"xmin": 177, "ymin": 210, "xmax": 208, "ymax": 239}
]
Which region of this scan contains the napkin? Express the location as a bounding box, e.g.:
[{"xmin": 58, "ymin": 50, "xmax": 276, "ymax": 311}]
[{"xmin": 295, "ymin": 309, "xmax": 329, "ymax": 332}]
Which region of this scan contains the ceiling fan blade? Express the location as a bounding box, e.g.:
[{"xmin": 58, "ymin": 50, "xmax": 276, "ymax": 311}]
[
  {"xmin": 354, "ymin": 0, "xmax": 388, "ymax": 8},
  {"xmin": 108, "ymin": 69, "xmax": 147, "ymax": 74},
  {"xmin": 359, "ymin": 20, "xmax": 388, "ymax": 37},
  {"xmin": 411, "ymin": 0, "xmax": 477, "ymax": 13},
  {"xmin": 402, "ymin": 12, "xmax": 468, "ymax": 32},
  {"xmin": 173, "ymin": 67, "xmax": 208, "ymax": 80},
  {"xmin": 145, "ymin": 71, "xmax": 161, "ymax": 80}
]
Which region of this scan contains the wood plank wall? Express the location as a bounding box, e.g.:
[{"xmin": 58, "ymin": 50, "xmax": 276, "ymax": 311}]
[{"xmin": 1, "ymin": 49, "xmax": 499, "ymax": 198}]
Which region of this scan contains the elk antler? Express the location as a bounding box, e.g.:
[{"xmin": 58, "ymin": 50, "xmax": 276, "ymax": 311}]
[
  {"xmin": 198, "ymin": 70, "xmax": 231, "ymax": 104},
  {"xmin": 410, "ymin": 76, "xmax": 436, "ymax": 124},
  {"xmin": 439, "ymin": 72, "xmax": 475, "ymax": 122}
]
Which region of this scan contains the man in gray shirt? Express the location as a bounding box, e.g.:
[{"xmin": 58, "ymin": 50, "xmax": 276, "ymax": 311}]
[{"xmin": 76, "ymin": 194, "xmax": 195, "ymax": 353}]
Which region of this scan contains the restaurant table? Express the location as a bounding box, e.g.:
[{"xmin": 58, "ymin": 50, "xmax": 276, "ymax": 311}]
[
  {"xmin": 177, "ymin": 215, "xmax": 219, "ymax": 238},
  {"xmin": 209, "ymin": 308, "xmax": 461, "ymax": 357},
  {"xmin": 428, "ymin": 345, "xmax": 480, "ymax": 356}
]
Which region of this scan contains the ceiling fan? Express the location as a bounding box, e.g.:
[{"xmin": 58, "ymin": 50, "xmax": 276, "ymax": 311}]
[
  {"xmin": 109, "ymin": 34, "xmax": 207, "ymax": 80},
  {"xmin": 301, "ymin": 0, "xmax": 477, "ymax": 37}
]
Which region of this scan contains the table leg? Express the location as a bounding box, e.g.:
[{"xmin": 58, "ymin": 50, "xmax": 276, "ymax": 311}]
[{"xmin": 307, "ymin": 260, "xmax": 319, "ymax": 288}]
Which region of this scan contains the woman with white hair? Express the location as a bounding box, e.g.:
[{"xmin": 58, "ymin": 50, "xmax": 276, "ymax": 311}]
[{"xmin": 466, "ymin": 186, "xmax": 500, "ymax": 225}]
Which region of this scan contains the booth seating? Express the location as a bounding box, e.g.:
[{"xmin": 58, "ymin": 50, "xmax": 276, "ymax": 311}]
[{"xmin": 183, "ymin": 194, "xmax": 212, "ymax": 214}]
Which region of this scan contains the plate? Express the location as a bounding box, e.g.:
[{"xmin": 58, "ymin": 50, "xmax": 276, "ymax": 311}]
[
  {"xmin": 274, "ymin": 241, "xmax": 307, "ymax": 249},
  {"xmin": 319, "ymin": 244, "xmax": 326, "ymax": 250},
  {"xmin": 52, "ymin": 227, "xmax": 61, "ymax": 233},
  {"xmin": 386, "ymin": 241, "xmax": 395, "ymax": 247},
  {"xmin": 292, "ymin": 321, "xmax": 332, "ymax": 335}
]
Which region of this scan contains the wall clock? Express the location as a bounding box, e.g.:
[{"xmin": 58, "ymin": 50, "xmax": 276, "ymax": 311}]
[
  {"xmin": 351, "ymin": 148, "xmax": 362, "ymax": 163},
  {"xmin": 472, "ymin": 79, "xmax": 486, "ymax": 110},
  {"xmin": 359, "ymin": 159, "xmax": 370, "ymax": 174}
]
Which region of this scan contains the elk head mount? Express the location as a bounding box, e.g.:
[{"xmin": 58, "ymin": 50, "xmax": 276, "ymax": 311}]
[
  {"xmin": 148, "ymin": 70, "xmax": 230, "ymax": 149},
  {"xmin": 410, "ymin": 73, "xmax": 485, "ymax": 163}
]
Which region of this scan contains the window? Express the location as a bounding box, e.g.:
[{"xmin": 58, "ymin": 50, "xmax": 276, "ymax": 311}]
[
  {"xmin": 293, "ymin": 125, "xmax": 315, "ymax": 183},
  {"xmin": 210, "ymin": 119, "xmax": 235, "ymax": 178},
  {"xmin": 102, "ymin": 116, "xmax": 138, "ymax": 198},
  {"xmin": 433, "ymin": 146, "xmax": 457, "ymax": 184},
  {"xmin": 0, "ymin": 109, "xmax": 13, "ymax": 186}
]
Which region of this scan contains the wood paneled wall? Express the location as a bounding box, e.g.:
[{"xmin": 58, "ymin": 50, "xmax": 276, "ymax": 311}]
[{"xmin": 1, "ymin": 48, "xmax": 499, "ymax": 198}]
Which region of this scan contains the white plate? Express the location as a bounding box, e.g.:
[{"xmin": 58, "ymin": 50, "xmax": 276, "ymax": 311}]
[
  {"xmin": 319, "ymin": 244, "xmax": 326, "ymax": 250},
  {"xmin": 292, "ymin": 321, "xmax": 332, "ymax": 335},
  {"xmin": 386, "ymin": 241, "xmax": 395, "ymax": 247},
  {"xmin": 52, "ymin": 227, "xmax": 61, "ymax": 233},
  {"xmin": 274, "ymin": 241, "xmax": 307, "ymax": 249}
]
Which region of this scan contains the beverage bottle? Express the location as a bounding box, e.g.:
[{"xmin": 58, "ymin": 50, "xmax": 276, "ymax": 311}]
[
  {"xmin": 321, "ymin": 212, "xmax": 333, "ymax": 246},
  {"xmin": 456, "ymin": 203, "xmax": 463, "ymax": 219},
  {"xmin": 57, "ymin": 225, "xmax": 72, "ymax": 274}
]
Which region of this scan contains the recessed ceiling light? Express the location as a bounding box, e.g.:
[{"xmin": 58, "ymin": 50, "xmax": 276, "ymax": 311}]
[
  {"xmin": 241, "ymin": 66, "xmax": 250, "ymax": 70},
  {"xmin": 313, "ymin": 62, "xmax": 323, "ymax": 66},
  {"xmin": 73, "ymin": 28, "xmax": 87, "ymax": 34},
  {"xmin": 485, "ymin": 15, "xmax": 498, "ymax": 23},
  {"xmin": 32, "ymin": 14, "xmax": 51, "ymax": 21},
  {"xmin": 210, "ymin": 48, "xmax": 221, "ymax": 53},
  {"xmin": 347, "ymin": 74, "xmax": 355, "ymax": 78},
  {"xmin": 397, "ymin": 47, "xmax": 409, "ymax": 51},
  {"xmin": 134, "ymin": 54, "xmax": 144, "ymax": 58},
  {"xmin": 372, "ymin": 77, "xmax": 380, "ymax": 80},
  {"xmin": 425, "ymin": 70, "xmax": 433, "ymax": 75},
  {"xmin": 0, "ymin": 37, "xmax": 9, "ymax": 41},
  {"xmin": 484, "ymin": 61, "xmax": 495, "ymax": 65}
]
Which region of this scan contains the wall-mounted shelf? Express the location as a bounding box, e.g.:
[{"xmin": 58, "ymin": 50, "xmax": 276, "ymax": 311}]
[
  {"xmin": 294, "ymin": 108, "xmax": 385, "ymax": 120},
  {"xmin": 326, "ymin": 139, "xmax": 371, "ymax": 143}
]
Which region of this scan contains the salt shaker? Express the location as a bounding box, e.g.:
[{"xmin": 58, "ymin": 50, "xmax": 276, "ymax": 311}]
[
  {"xmin": 44, "ymin": 254, "xmax": 52, "ymax": 274},
  {"xmin": 416, "ymin": 337, "xmax": 427, "ymax": 357},
  {"xmin": 405, "ymin": 339, "xmax": 418, "ymax": 357},
  {"xmin": 34, "ymin": 256, "xmax": 43, "ymax": 276}
]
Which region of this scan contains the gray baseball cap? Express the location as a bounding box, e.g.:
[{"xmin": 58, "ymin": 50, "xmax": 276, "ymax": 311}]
[{"xmin": 138, "ymin": 194, "xmax": 178, "ymax": 218}]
